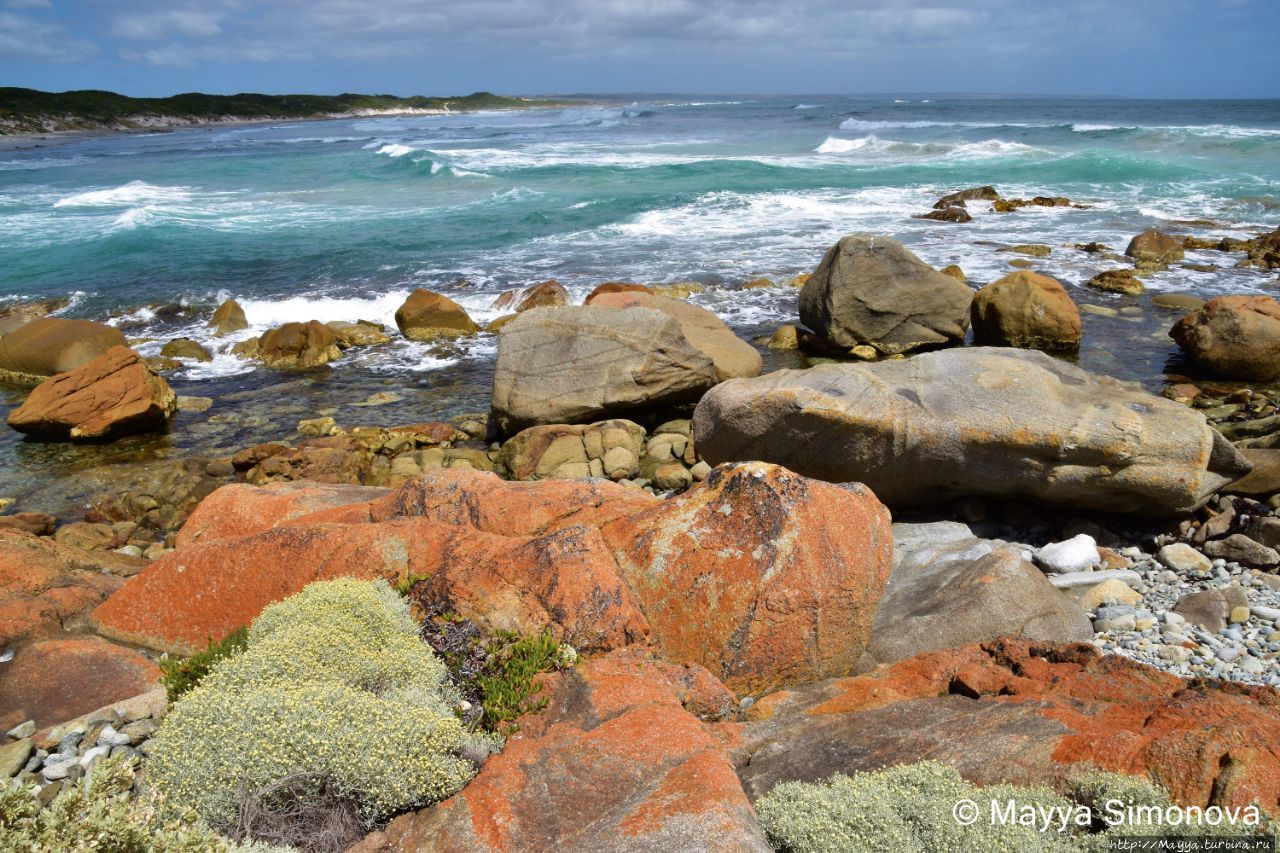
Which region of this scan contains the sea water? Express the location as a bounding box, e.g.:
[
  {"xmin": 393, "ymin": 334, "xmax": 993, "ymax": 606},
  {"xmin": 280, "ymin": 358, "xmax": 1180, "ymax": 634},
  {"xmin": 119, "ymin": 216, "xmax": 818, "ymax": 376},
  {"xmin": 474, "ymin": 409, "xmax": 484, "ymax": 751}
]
[{"xmin": 0, "ymin": 97, "xmax": 1277, "ymax": 512}]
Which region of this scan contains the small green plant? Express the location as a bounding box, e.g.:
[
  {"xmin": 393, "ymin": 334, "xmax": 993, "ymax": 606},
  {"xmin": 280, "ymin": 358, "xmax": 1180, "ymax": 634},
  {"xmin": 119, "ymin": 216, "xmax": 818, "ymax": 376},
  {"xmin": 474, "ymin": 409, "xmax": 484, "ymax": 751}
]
[
  {"xmin": 476, "ymin": 629, "xmax": 565, "ymax": 734},
  {"xmin": 392, "ymin": 572, "xmax": 432, "ymax": 599},
  {"xmin": 159, "ymin": 627, "xmax": 249, "ymax": 702},
  {"xmin": 0, "ymin": 754, "xmax": 288, "ymax": 852}
]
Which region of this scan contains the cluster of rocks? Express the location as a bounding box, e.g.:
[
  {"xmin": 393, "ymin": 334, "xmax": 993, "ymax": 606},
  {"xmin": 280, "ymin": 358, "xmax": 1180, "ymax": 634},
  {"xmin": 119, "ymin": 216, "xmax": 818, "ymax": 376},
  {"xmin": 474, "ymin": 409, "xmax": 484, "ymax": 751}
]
[
  {"xmin": 2, "ymin": 688, "xmax": 164, "ymax": 803},
  {"xmin": 911, "ymin": 185, "xmax": 1085, "ymax": 223}
]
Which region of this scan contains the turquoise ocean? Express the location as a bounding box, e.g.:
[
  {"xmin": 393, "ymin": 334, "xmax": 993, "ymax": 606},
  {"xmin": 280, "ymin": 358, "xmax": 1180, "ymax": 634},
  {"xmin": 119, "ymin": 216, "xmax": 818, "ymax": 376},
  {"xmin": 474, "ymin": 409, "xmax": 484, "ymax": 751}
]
[{"xmin": 0, "ymin": 96, "xmax": 1278, "ymax": 512}]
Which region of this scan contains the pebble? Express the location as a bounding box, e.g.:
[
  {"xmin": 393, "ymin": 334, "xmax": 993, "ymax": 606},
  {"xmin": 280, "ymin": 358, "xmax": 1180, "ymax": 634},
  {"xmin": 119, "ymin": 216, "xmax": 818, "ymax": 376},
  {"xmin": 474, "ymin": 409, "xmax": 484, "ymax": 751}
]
[{"xmin": 6, "ymin": 720, "xmax": 34, "ymax": 740}]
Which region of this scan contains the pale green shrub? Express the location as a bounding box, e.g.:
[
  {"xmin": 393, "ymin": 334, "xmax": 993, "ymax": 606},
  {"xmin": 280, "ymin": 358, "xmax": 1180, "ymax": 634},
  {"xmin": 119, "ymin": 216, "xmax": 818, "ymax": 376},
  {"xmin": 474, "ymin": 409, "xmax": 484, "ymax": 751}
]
[
  {"xmin": 0, "ymin": 754, "xmax": 291, "ymax": 852},
  {"xmin": 146, "ymin": 578, "xmax": 498, "ymax": 836},
  {"xmin": 755, "ymin": 761, "xmax": 1276, "ymax": 853}
]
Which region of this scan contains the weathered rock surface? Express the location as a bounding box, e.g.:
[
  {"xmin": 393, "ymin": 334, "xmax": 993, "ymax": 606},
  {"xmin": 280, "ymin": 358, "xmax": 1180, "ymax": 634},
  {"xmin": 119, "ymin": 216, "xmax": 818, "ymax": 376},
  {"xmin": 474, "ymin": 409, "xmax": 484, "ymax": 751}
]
[
  {"xmin": 93, "ymin": 464, "xmax": 891, "ymax": 694},
  {"xmin": 490, "ymin": 306, "xmax": 718, "ymax": 433},
  {"xmin": 915, "ymin": 206, "xmax": 971, "ymax": 223},
  {"xmin": 493, "ymin": 280, "xmax": 569, "ymax": 313},
  {"xmin": 1170, "ymin": 295, "xmax": 1280, "ymax": 381},
  {"xmin": 325, "ymin": 320, "xmax": 391, "ymax": 348},
  {"xmin": 588, "ymin": 292, "xmax": 762, "ymax": 381},
  {"xmin": 933, "ymin": 186, "xmax": 999, "ymax": 208},
  {"xmin": 735, "ymin": 639, "xmax": 1280, "ymax": 812},
  {"xmin": 256, "ymin": 320, "xmax": 342, "ymax": 369},
  {"xmin": 0, "ymin": 318, "xmax": 126, "ymax": 383},
  {"xmin": 601, "ymin": 463, "xmax": 892, "ymax": 694},
  {"xmin": 799, "ymin": 234, "xmax": 973, "ymax": 355},
  {"xmin": 970, "ymin": 270, "xmax": 1081, "ymax": 350},
  {"xmin": 7, "ymin": 346, "xmax": 177, "ymax": 440},
  {"xmin": 860, "ymin": 523, "xmax": 1091, "ymax": 668},
  {"xmin": 0, "ymin": 636, "xmax": 160, "ymax": 732},
  {"xmin": 500, "ymin": 419, "xmax": 646, "ymax": 481},
  {"xmin": 208, "ymin": 298, "xmax": 247, "ymax": 336},
  {"xmin": 159, "ymin": 338, "xmax": 211, "ymax": 362},
  {"xmin": 354, "ymin": 648, "xmax": 770, "ymax": 853},
  {"xmin": 692, "ymin": 347, "xmax": 1251, "ymax": 515},
  {"xmin": 394, "ymin": 289, "xmax": 480, "ymax": 341},
  {"xmin": 0, "ymin": 531, "xmax": 136, "ymax": 647}
]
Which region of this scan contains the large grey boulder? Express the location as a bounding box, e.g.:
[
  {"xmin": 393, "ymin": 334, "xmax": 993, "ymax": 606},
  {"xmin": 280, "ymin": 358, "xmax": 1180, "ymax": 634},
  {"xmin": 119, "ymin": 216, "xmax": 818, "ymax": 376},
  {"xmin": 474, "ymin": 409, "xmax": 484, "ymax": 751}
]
[
  {"xmin": 799, "ymin": 234, "xmax": 973, "ymax": 354},
  {"xmin": 491, "ymin": 305, "xmax": 718, "ymax": 433},
  {"xmin": 693, "ymin": 347, "xmax": 1251, "ymax": 515},
  {"xmin": 858, "ymin": 521, "xmax": 1091, "ymax": 670}
]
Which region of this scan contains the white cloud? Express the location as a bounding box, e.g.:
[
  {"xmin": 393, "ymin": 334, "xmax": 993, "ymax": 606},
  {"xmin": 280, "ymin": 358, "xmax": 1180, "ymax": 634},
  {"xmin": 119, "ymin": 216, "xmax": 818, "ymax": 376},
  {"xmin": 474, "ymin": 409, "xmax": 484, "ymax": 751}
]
[
  {"xmin": 0, "ymin": 11, "xmax": 94, "ymax": 61},
  {"xmin": 111, "ymin": 9, "xmax": 223, "ymax": 40}
]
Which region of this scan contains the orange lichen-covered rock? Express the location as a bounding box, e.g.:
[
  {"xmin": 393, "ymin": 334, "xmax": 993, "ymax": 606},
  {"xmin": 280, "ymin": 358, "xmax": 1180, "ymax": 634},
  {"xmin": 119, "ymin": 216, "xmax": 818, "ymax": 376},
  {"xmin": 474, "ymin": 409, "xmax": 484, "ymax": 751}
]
[
  {"xmin": 736, "ymin": 639, "xmax": 1280, "ymax": 813},
  {"xmin": 7, "ymin": 346, "xmax": 176, "ymax": 440},
  {"xmin": 0, "ymin": 530, "xmax": 135, "ymax": 647},
  {"xmin": 0, "ymin": 635, "xmax": 160, "ymax": 731},
  {"xmin": 351, "ymin": 648, "xmax": 769, "ymax": 853},
  {"xmin": 601, "ymin": 462, "xmax": 893, "ymax": 695},
  {"xmin": 174, "ymin": 480, "xmax": 389, "ymax": 548},
  {"xmin": 93, "ymin": 517, "xmax": 648, "ymax": 655}
]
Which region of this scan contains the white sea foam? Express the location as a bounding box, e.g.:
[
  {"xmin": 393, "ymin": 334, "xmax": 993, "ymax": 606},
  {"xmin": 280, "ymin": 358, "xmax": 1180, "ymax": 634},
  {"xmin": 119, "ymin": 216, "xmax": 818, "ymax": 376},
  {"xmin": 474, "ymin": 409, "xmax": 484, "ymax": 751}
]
[
  {"xmin": 53, "ymin": 180, "xmax": 195, "ymax": 208},
  {"xmin": 1071, "ymin": 124, "xmax": 1123, "ymax": 132},
  {"xmin": 793, "ymin": 103, "xmax": 822, "ymax": 110},
  {"xmin": 377, "ymin": 143, "xmax": 417, "ymax": 158},
  {"xmin": 816, "ymin": 135, "xmax": 1047, "ymax": 161}
]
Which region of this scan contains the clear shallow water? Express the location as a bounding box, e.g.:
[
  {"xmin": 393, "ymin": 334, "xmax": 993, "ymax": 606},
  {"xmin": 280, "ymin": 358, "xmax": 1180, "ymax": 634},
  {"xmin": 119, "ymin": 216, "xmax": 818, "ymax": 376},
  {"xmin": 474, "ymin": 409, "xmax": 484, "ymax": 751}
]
[{"xmin": 1, "ymin": 97, "xmax": 1278, "ymax": 514}]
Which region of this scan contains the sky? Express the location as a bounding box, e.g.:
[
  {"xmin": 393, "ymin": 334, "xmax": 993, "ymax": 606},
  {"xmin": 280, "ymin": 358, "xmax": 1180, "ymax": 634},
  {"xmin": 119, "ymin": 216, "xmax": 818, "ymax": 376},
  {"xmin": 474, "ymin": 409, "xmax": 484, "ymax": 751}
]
[{"xmin": 1, "ymin": 0, "xmax": 1277, "ymax": 99}]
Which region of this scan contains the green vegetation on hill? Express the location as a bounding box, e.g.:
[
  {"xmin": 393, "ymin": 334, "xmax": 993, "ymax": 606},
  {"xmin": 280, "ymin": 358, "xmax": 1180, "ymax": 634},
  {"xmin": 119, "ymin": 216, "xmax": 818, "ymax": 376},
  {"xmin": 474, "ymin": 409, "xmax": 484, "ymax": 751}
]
[{"xmin": 0, "ymin": 87, "xmax": 557, "ymax": 134}]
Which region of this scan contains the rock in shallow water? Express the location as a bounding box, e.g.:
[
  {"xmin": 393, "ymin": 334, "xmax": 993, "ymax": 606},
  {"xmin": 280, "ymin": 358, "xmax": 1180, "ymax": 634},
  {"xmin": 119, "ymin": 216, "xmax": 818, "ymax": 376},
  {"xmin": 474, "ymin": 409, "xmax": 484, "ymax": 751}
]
[
  {"xmin": 1170, "ymin": 295, "xmax": 1280, "ymax": 381},
  {"xmin": 692, "ymin": 347, "xmax": 1250, "ymax": 515}
]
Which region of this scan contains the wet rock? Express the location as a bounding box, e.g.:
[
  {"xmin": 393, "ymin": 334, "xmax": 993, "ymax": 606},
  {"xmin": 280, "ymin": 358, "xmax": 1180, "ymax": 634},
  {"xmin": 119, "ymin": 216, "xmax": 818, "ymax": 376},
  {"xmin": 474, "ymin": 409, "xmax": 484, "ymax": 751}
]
[
  {"xmin": 1126, "ymin": 229, "xmax": 1185, "ymax": 268},
  {"xmin": 394, "ymin": 289, "xmax": 481, "ymax": 341},
  {"xmin": 997, "ymin": 244, "xmax": 1052, "ymax": 257},
  {"xmin": 1152, "ymin": 293, "xmax": 1206, "ymax": 312},
  {"xmin": 650, "ymin": 282, "xmax": 705, "ymax": 299},
  {"xmin": 584, "ymin": 282, "xmax": 654, "ymax": 304},
  {"xmin": 693, "ymin": 347, "xmax": 1250, "ymax": 515},
  {"xmin": 970, "ymin": 271, "xmax": 1081, "ymax": 351},
  {"xmin": 933, "ymin": 186, "xmax": 999, "ymax": 208},
  {"xmin": 175, "ymin": 396, "xmax": 212, "ymax": 413},
  {"xmin": 915, "ymin": 206, "xmax": 971, "ymax": 223},
  {"xmin": 492, "ymin": 280, "xmax": 569, "ymax": 313},
  {"xmin": 8, "ymin": 346, "xmax": 177, "ymax": 441},
  {"xmin": 490, "ymin": 305, "xmax": 718, "ymax": 433},
  {"xmin": 1087, "ymin": 268, "xmax": 1145, "ymax": 295},
  {"xmin": 741, "ymin": 277, "xmax": 776, "ymax": 290},
  {"xmin": 256, "ymin": 320, "xmax": 342, "ymax": 369},
  {"xmin": 159, "ymin": 338, "xmax": 211, "ymax": 362},
  {"xmin": 939, "ymin": 264, "xmax": 966, "ymax": 281},
  {"xmin": 799, "ymin": 234, "xmax": 972, "ymax": 355},
  {"xmin": 325, "ymin": 320, "xmax": 391, "ymax": 348},
  {"xmin": 208, "ymin": 299, "xmax": 247, "ymax": 336},
  {"xmin": 1170, "ymin": 295, "xmax": 1280, "ymax": 381},
  {"xmin": 0, "ymin": 318, "xmax": 127, "ymax": 384},
  {"xmin": 0, "ymin": 512, "xmax": 56, "ymax": 537}
]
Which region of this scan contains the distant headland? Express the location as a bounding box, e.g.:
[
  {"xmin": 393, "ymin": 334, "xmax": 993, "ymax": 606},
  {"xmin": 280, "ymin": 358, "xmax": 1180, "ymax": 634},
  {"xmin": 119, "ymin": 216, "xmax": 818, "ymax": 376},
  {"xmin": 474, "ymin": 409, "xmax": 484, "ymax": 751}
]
[{"xmin": 0, "ymin": 88, "xmax": 564, "ymax": 137}]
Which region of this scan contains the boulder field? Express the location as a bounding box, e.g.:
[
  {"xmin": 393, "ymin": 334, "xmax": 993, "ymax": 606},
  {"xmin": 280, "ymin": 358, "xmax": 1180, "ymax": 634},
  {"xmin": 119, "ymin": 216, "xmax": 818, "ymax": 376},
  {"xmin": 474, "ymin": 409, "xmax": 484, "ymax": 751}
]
[{"xmin": 692, "ymin": 347, "xmax": 1251, "ymax": 515}]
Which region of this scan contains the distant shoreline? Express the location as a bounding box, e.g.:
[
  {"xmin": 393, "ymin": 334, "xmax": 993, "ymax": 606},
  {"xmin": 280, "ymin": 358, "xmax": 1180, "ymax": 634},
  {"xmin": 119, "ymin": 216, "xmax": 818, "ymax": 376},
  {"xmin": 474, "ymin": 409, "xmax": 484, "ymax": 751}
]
[{"xmin": 0, "ymin": 103, "xmax": 592, "ymax": 152}]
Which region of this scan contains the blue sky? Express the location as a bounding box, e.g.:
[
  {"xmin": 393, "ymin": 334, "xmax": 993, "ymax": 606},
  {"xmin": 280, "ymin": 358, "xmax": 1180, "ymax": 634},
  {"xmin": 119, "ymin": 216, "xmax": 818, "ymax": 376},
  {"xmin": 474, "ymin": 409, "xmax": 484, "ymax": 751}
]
[{"xmin": 1, "ymin": 0, "xmax": 1277, "ymax": 99}]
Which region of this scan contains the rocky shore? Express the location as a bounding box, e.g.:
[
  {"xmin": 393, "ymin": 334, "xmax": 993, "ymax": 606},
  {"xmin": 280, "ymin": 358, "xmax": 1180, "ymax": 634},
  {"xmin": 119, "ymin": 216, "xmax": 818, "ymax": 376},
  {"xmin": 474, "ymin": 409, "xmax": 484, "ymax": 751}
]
[{"xmin": 3, "ymin": 191, "xmax": 1280, "ymax": 849}]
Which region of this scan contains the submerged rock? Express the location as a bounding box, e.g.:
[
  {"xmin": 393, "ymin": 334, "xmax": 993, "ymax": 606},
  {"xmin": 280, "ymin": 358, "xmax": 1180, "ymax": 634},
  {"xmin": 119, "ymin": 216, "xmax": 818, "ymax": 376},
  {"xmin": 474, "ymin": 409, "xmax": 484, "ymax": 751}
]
[
  {"xmin": 970, "ymin": 270, "xmax": 1081, "ymax": 350},
  {"xmin": 933, "ymin": 186, "xmax": 999, "ymax": 208},
  {"xmin": 490, "ymin": 305, "xmax": 718, "ymax": 433},
  {"xmin": 8, "ymin": 346, "xmax": 177, "ymax": 441},
  {"xmin": 692, "ymin": 347, "xmax": 1251, "ymax": 515},
  {"xmin": 159, "ymin": 337, "xmax": 211, "ymax": 362},
  {"xmin": 915, "ymin": 206, "xmax": 971, "ymax": 223},
  {"xmin": 0, "ymin": 318, "xmax": 126, "ymax": 384},
  {"xmin": 798, "ymin": 234, "xmax": 973, "ymax": 355},
  {"xmin": 1087, "ymin": 268, "xmax": 1145, "ymax": 295},
  {"xmin": 1170, "ymin": 295, "xmax": 1280, "ymax": 381},
  {"xmin": 394, "ymin": 289, "xmax": 481, "ymax": 341}
]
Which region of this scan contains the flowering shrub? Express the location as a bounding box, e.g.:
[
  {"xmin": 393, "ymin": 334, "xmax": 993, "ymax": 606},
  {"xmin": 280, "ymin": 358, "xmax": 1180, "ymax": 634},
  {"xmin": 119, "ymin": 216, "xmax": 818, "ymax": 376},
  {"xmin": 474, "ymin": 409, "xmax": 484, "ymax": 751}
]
[{"xmin": 146, "ymin": 578, "xmax": 498, "ymax": 842}]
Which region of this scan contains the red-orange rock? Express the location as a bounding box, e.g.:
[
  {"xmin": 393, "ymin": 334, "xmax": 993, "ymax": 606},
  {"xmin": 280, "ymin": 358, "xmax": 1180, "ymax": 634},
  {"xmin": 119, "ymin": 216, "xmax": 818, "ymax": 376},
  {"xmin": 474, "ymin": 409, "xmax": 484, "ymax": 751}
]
[
  {"xmin": 1170, "ymin": 295, "xmax": 1280, "ymax": 381},
  {"xmin": 584, "ymin": 282, "xmax": 654, "ymax": 304},
  {"xmin": 0, "ymin": 635, "xmax": 160, "ymax": 731},
  {"xmin": 601, "ymin": 462, "xmax": 893, "ymax": 695},
  {"xmin": 735, "ymin": 639, "xmax": 1280, "ymax": 813},
  {"xmin": 174, "ymin": 480, "xmax": 388, "ymax": 548},
  {"xmin": 353, "ymin": 648, "xmax": 769, "ymax": 853},
  {"xmin": 7, "ymin": 346, "xmax": 176, "ymax": 440},
  {"xmin": 0, "ymin": 530, "xmax": 135, "ymax": 647}
]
